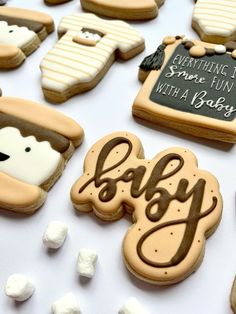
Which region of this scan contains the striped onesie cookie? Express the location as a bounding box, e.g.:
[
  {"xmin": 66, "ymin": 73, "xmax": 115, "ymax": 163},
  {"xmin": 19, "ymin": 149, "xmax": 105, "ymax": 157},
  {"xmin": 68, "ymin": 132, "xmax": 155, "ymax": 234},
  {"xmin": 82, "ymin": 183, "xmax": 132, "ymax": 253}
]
[
  {"xmin": 40, "ymin": 13, "xmax": 145, "ymax": 103},
  {"xmin": 192, "ymin": 0, "xmax": 236, "ymax": 43}
]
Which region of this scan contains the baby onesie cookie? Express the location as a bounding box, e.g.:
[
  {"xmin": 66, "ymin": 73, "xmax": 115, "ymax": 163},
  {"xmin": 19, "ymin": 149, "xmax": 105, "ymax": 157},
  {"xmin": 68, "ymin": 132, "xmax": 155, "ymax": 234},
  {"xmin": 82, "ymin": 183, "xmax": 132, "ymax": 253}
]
[
  {"xmin": 71, "ymin": 132, "xmax": 222, "ymax": 285},
  {"xmin": 80, "ymin": 0, "xmax": 165, "ymax": 20},
  {"xmin": 0, "ymin": 7, "xmax": 54, "ymax": 69},
  {"xmin": 192, "ymin": 0, "xmax": 236, "ymax": 43},
  {"xmin": 40, "ymin": 13, "xmax": 145, "ymax": 103},
  {"xmin": 0, "ymin": 97, "xmax": 84, "ymax": 214},
  {"xmin": 133, "ymin": 35, "xmax": 236, "ymax": 143}
]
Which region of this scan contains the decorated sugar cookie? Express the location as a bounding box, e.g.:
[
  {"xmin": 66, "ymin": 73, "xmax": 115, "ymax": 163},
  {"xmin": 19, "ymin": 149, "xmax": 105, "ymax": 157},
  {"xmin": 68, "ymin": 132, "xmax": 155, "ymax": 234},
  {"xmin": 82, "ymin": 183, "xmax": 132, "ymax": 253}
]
[
  {"xmin": 44, "ymin": 0, "xmax": 71, "ymax": 4},
  {"xmin": 0, "ymin": 97, "xmax": 84, "ymax": 214},
  {"xmin": 71, "ymin": 132, "xmax": 222, "ymax": 285},
  {"xmin": 0, "ymin": 7, "xmax": 54, "ymax": 69},
  {"xmin": 192, "ymin": 0, "xmax": 236, "ymax": 43},
  {"xmin": 40, "ymin": 13, "xmax": 145, "ymax": 103},
  {"xmin": 133, "ymin": 35, "xmax": 236, "ymax": 143},
  {"xmin": 80, "ymin": 0, "xmax": 165, "ymax": 20}
]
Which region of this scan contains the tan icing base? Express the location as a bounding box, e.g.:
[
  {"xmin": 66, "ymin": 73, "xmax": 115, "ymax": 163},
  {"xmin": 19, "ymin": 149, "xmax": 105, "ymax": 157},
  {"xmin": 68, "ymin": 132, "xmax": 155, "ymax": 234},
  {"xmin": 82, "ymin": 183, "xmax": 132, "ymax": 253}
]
[
  {"xmin": 71, "ymin": 131, "xmax": 222, "ymax": 285},
  {"xmin": 81, "ymin": 0, "xmax": 164, "ymax": 20}
]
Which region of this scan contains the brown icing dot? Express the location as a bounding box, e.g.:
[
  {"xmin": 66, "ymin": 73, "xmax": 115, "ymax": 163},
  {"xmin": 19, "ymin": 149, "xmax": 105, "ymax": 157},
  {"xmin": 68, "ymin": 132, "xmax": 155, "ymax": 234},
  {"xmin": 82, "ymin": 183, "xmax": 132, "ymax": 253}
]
[
  {"xmin": 87, "ymin": 173, "xmax": 90, "ymax": 176},
  {"xmin": 165, "ymin": 272, "xmax": 168, "ymax": 275},
  {"xmin": 170, "ymin": 232, "xmax": 173, "ymax": 235},
  {"xmin": 232, "ymin": 50, "xmax": 236, "ymax": 59},
  {"xmin": 118, "ymin": 169, "xmax": 120, "ymax": 172},
  {"xmin": 211, "ymin": 190, "xmax": 214, "ymax": 193},
  {"xmin": 90, "ymin": 192, "xmax": 93, "ymax": 195},
  {"xmin": 155, "ymin": 249, "xmax": 158, "ymax": 253},
  {"xmin": 205, "ymin": 48, "xmax": 215, "ymax": 56},
  {"xmin": 189, "ymin": 46, "xmax": 206, "ymax": 58},
  {"xmin": 163, "ymin": 36, "xmax": 176, "ymax": 45},
  {"xmin": 175, "ymin": 35, "xmax": 182, "ymax": 40},
  {"xmin": 177, "ymin": 209, "xmax": 181, "ymax": 212},
  {"xmin": 198, "ymin": 240, "xmax": 201, "ymax": 243},
  {"xmin": 193, "ymin": 174, "xmax": 196, "ymax": 177},
  {"xmin": 169, "ymin": 183, "xmax": 172, "ymax": 186},
  {"xmin": 121, "ymin": 190, "xmax": 124, "ymax": 192},
  {"xmin": 138, "ymin": 228, "xmax": 141, "ymax": 231},
  {"xmin": 226, "ymin": 41, "xmax": 236, "ymax": 52},
  {"xmin": 184, "ymin": 41, "xmax": 194, "ymax": 50}
]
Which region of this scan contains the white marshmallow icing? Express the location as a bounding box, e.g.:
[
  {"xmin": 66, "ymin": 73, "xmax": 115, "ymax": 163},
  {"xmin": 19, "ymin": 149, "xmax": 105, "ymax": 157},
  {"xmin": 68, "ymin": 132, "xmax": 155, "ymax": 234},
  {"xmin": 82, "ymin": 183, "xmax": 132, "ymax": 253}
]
[
  {"xmin": 0, "ymin": 21, "xmax": 36, "ymax": 48},
  {"xmin": 0, "ymin": 127, "xmax": 61, "ymax": 185}
]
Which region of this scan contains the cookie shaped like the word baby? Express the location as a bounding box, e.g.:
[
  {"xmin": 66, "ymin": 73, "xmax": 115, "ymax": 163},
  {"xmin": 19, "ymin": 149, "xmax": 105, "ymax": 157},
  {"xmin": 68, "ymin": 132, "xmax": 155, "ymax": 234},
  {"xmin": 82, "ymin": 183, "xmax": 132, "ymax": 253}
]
[
  {"xmin": 80, "ymin": 0, "xmax": 165, "ymax": 20},
  {"xmin": 0, "ymin": 7, "xmax": 54, "ymax": 69},
  {"xmin": 71, "ymin": 132, "xmax": 222, "ymax": 285},
  {"xmin": 0, "ymin": 97, "xmax": 84, "ymax": 214},
  {"xmin": 40, "ymin": 13, "xmax": 145, "ymax": 103},
  {"xmin": 133, "ymin": 35, "xmax": 236, "ymax": 143},
  {"xmin": 192, "ymin": 0, "xmax": 236, "ymax": 44}
]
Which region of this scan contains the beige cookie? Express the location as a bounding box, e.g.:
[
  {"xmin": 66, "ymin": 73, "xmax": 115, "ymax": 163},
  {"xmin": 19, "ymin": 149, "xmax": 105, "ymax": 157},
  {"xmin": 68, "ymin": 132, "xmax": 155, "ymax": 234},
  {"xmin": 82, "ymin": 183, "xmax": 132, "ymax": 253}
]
[
  {"xmin": 71, "ymin": 132, "xmax": 222, "ymax": 285},
  {"xmin": 231, "ymin": 277, "xmax": 236, "ymax": 313},
  {"xmin": 0, "ymin": 7, "xmax": 54, "ymax": 68},
  {"xmin": 80, "ymin": 0, "xmax": 165, "ymax": 20},
  {"xmin": 192, "ymin": 0, "xmax": 236, "ymax": 44},
  {"xmin": 0, "ymin": 97, "xmax": 84, "ymax": 214},
  {"xmin": 44, "ymin": 0, "xmax": 72, "ymax": 4},
  {"xmin": 40, "ymin": 13, "xmax": 145, "ymax": 103},
  {"xmin": 133, "ymin": 35, "xmax": 236, "ymax": 143}
]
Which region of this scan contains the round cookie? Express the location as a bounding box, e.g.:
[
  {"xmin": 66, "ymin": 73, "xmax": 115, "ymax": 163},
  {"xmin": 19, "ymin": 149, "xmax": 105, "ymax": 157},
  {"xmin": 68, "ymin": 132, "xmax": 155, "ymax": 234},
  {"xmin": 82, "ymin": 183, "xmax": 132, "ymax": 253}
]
[{"xmin": 80, "ymin": 0, "xmax": 165, "ymax": 20}]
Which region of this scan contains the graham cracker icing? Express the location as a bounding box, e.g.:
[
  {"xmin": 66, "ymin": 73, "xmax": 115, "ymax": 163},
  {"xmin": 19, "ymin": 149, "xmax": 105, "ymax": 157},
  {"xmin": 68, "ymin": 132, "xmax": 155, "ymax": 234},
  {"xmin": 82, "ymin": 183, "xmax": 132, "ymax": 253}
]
[
  {"xmin": 0, "ymin": 97, "xmax": 84, "ymax": 214},
  {"xmin": 71, "ymin": 132, "xmax": 222, "ymax": 285},
  {"xmin": 80, "ymin": 0, "xmax": 164, "ymax": 20}
]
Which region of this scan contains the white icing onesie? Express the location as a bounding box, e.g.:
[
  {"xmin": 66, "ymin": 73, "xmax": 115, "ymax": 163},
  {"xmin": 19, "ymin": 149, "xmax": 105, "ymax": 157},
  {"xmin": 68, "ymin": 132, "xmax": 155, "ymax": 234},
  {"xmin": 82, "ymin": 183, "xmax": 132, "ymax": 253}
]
[{"xmin": 40, "ymin": 13, "xmax": 144, "ymax": 93}]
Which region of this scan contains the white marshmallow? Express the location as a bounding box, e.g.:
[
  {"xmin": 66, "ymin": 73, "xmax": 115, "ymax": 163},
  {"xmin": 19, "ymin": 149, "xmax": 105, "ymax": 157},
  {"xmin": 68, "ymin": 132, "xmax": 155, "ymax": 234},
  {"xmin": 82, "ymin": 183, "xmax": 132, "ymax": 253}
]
[
  {"xmin": 43, "ymin": 221, "xmax": 68, "ymax": 249},
  {"xmin": 77, "ymin": 249, "xmax": 98, "ymax": 278},
  {"xmin": 5, "ymin": 274, "xmax": 35, "ymax": 302},
  {"xmin": 214, "ymin": 44, "xmax": 226, "ymax": 54},
  {"xmin": 52, "ymin": 293, "xmax": 81, "ymax": 314},
  {"xmin": 119, "ymin": 297, "xmax": 149, "ymax": 314}
]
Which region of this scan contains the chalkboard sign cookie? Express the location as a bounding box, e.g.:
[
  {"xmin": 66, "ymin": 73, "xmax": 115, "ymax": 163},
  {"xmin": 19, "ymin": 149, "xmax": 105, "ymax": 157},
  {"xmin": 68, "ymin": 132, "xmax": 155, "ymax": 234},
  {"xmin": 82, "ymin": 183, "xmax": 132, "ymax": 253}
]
[
  {"xmin": 40, "ymin": 13, "xmax": 145, "ymax": 103},
  {"xmin": 80, "ymin": 0, "xmax": 164, "ymax": 20},
  {"xmin": 133, "ymin": 36, "xmax": 236, "ymax": 143},
  {"xmin": 0, "ymin": 7, "xmax": 54, "ymax": 69},
  {"xmin": 71, "ymin": 131, "xmax": 222, "ymax": 285},
  {"xmin": 0, "ymin": 97, "xmax": 84, "ymax": 214},
  {"xmin": 192, "ymin": 0, "xmax": 236, "ymax": 44}
]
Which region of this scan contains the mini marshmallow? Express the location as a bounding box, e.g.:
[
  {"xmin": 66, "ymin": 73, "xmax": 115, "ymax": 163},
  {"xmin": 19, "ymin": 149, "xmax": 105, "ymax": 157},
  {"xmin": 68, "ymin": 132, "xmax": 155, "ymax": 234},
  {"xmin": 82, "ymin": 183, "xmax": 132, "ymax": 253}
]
[
  {"xmin": 77, "ymin": 249, "xmax": 98, "ymax": 278},
  {"xmin": 5, "ymin": 274, "xmax": 35, "ymax": 302},
  {"xmin": 119, "ymin": 297, "xmax": 149, "ymax": 314},
  {"xmin": 52, "ymin": 293, "xmax": 81, "ymax": 314},
  {"xmin": 43, "ymin": 221, "xmax": 68, "ymax": 249}
]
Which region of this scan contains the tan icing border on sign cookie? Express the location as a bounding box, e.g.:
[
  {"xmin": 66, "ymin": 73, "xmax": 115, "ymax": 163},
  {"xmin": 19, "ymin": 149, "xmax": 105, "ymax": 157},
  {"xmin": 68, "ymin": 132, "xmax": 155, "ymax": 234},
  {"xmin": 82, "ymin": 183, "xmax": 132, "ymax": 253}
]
[
  {"xmin": 80, "ymin": 0, "xmax": 164, "ymax": 20},
  {"xmin": 71, "ymin": 131, "xmax": 222, "ymax": 285},
  {"xmin": 133, "ymin": 37, "xmax": 236, "ymax": 143}
]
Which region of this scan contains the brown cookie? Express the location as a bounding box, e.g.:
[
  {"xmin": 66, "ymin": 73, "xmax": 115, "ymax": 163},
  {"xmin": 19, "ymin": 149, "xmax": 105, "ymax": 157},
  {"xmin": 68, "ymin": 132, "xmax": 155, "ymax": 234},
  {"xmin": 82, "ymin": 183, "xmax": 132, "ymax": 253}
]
[{"xmin": 71, "ymin": 131, "xmax": 222, "ymax": 285}]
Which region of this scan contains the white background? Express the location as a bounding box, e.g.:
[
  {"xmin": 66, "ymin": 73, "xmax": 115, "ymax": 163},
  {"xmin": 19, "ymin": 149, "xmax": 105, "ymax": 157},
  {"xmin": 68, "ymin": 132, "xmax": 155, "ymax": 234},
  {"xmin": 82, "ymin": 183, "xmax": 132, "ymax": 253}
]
[{"xmin": 0, "ymin": 0, "xmax": 236, "ymax": 313}]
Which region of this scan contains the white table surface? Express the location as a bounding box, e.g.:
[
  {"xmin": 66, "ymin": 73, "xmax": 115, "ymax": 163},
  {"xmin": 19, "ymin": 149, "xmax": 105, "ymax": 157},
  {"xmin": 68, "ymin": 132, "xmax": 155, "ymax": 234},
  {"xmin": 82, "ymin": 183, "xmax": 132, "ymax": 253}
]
[{"xmin": 0, "ymin": 0, "xmax": 236, "ymax": 313}]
